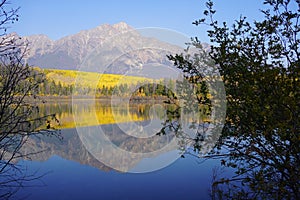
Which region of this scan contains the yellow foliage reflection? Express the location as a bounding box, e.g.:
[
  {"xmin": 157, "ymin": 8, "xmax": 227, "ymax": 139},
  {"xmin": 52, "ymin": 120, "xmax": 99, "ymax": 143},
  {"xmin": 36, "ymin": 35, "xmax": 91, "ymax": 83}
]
[{"xmin": 38, "ymin": 101, "xmax": 157, "ymax": 129}]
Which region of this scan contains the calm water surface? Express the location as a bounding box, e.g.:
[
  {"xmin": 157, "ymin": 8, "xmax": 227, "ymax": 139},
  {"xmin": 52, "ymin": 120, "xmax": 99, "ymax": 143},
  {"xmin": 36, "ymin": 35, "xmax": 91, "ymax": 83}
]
[{"xmin": 15, "ymin": 101, "xmax": 222, "ymax": 200}]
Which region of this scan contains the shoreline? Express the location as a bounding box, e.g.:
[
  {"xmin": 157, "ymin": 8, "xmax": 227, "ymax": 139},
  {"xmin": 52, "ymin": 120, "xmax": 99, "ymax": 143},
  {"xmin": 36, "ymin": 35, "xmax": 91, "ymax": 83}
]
[{"xmin": 26, "ymin": 95, "xmax": 171, "ymax": 103}]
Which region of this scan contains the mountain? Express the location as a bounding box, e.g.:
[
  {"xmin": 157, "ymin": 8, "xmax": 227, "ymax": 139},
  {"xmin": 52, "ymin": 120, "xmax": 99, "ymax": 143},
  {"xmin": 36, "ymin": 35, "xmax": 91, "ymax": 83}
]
[{"xmin": 23, "ymin": 22, "xmax": 186, "ymax": 74}]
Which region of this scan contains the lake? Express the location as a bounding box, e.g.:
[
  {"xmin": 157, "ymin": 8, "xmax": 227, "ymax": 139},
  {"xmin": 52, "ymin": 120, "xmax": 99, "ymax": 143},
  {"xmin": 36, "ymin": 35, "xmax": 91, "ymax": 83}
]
[{"xmin": 13, "ymin": 100, "xmax": 223, "ymax": 200}]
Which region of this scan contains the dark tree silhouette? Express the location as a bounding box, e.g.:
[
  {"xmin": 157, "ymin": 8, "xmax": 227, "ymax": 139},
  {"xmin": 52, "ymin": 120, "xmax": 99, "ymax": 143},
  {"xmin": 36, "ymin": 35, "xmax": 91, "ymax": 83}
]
[
  {"xmin": 0, "ymin": 1, "xmax": 59, "ymax": 199},
  {"xmin": 166, "ymin": 0, "xmax": 299, "ymax": 199}
]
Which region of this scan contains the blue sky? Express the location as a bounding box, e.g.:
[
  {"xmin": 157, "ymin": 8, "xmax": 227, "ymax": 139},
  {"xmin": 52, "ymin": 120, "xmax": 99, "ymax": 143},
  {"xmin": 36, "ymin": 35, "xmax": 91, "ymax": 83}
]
[{"xmin": 9, "ymin": 0, "xmax": 265, "ymax": 43}]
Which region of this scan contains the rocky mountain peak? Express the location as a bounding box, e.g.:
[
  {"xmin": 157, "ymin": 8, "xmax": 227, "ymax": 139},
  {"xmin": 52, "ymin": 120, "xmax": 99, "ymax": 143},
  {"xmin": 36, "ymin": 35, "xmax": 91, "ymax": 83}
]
[
  {"xmin": 112, "ymin": 21, "xmax": 133, "ymax": 31},
  {"xmin": 21, "ymin": 22, "xmax": 185, "ymax": 73}
]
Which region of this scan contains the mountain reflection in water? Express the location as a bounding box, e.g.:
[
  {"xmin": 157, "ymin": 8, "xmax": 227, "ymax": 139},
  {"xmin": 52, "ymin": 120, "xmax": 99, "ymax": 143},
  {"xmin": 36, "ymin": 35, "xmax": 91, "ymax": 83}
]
[
  {"xmin": 23, "ymin": 101, "xmax": 180, "ymax": 172},
  {"xmin": 15, "ymin": 101, "xmax": 219, "ymax": 200}
]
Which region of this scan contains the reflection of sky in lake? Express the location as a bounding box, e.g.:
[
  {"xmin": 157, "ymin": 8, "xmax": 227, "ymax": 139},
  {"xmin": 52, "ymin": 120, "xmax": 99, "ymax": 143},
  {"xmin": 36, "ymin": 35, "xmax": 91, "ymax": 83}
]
[{"xmin": 17, "ymin": 154, "xmax": 220, "ymax": 200}]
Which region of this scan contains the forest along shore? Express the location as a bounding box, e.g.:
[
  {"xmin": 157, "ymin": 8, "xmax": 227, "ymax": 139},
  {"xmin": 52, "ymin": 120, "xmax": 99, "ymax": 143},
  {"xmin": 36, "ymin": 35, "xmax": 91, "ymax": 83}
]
[{"xmin": 25, "ymin": 95, "xmax": 172, "ymax": 103}]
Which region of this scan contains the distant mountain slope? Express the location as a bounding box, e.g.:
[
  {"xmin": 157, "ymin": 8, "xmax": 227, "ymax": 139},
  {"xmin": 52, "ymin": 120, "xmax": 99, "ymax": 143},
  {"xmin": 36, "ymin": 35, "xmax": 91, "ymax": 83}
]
[
  {"xmin": 42, "ymin": 68, "xmax": 152, "ymax": 88},
  {"xmin": 23, "ymin": 22, "xmax": 187, "ymax": 74}
]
